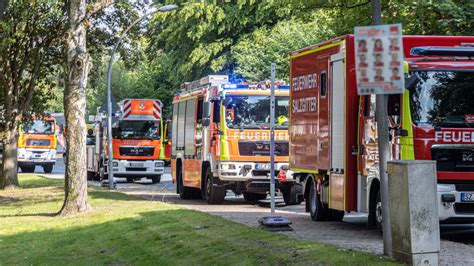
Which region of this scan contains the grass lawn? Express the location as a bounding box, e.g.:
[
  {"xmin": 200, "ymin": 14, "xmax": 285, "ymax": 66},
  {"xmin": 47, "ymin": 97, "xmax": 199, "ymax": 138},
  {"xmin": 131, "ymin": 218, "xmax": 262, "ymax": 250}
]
[{"xmin": 0, "ymin": 175, "xmax": 398, "ymax": 265}]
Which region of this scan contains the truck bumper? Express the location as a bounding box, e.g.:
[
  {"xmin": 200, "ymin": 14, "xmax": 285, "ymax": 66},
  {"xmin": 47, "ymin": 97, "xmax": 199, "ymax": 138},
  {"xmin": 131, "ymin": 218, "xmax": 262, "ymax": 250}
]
[
  {"xmin": 112, "ymin": 159, "xmax": 164, "ymax": 178},
  {"xmin": 438, "ymin": 184, "xmax": 474, "ymax": 223},
  {"xmin": 217, "ymin": 161, "xmax": 295, "ymax": 182},
  {"xmin": 18, "ymin": 148, "xmax": 56, "ymax": 166}
]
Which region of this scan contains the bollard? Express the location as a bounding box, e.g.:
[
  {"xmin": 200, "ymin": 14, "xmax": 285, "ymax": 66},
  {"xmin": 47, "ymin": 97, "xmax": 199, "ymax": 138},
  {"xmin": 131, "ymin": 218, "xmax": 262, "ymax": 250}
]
[{"xmin": 387, "ymin": 160, "xmax": 439, "ymax": 266}]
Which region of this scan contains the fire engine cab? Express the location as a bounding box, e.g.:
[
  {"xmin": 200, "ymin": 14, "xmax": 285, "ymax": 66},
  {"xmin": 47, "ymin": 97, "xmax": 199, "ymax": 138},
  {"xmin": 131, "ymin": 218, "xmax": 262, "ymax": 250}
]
[
  {"xmin": 87, "ymin": 99, "xmax": 165, "ymax": 183},
  {"xmin": 171, "ymin": 75, "xmax": 301, "ymax": 204},
  {"xmin": 18, "ymin": 115, "xmax": 57, "ymax": 173},
  {"xmin": 289, "ymin": 35, "xmax": 474, "ymax": 228}
]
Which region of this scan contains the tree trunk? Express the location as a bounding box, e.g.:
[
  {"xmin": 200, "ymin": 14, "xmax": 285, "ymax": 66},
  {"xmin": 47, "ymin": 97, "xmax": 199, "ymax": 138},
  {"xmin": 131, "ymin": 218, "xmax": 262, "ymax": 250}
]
[
  {"xmin": 59, "ymin": 0, "xmax": 91, "ymax": 215},
  {"xmin": 1, "ymin": 120, "xmax": 19, "ymax": 189}
]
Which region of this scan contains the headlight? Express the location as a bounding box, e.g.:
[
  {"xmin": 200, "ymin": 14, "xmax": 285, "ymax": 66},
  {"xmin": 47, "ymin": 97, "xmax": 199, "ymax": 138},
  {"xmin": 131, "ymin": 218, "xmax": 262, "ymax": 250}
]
[
  {"xmin": 155, "ymin": 162, "xmax": 164, "ymax": 168},
  {"xmin": 220, "ymin": 163, "xmax": 236, "ymax": 170},
  {"xmin": 113, "ymin": 162, "xmax": 118, "ymax": 167}
]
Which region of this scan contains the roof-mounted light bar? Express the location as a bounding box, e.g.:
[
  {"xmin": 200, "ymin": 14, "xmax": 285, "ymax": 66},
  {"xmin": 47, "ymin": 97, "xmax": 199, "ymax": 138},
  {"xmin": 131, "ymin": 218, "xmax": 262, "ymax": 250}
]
[
  {"xmin": 410, "ymin": 46, "xmax": 474, "ymax": 57},
  {"xmin": 222, "ymin": 84, "xmax": 289, "ymax": 90}
]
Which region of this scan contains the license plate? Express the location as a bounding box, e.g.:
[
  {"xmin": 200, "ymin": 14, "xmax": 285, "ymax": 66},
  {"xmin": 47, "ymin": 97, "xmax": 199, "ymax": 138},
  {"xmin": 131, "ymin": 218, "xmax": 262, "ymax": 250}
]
[
  {"xmin": 255, "ymin": 163, "xmax": 271, "ymax": 170},
  {"xmin": 33, "ymin": 159, "xmax": 44, "ymax": 162},
  {"xmin": 129, "ymin": 162, "xmax": 144, "ymax": 168},
  {"xmin": 461, "ymin": 192, "xmax": 474, "ymax": 202}
]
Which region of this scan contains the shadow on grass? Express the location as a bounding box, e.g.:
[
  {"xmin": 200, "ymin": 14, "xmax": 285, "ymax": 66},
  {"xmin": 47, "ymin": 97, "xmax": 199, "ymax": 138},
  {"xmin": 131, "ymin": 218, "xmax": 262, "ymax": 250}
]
[
  {"xmin": 18, "ymin": 175, "xmax": 63, "ymax": 189},
  {"xmin": 0, "ymin": 208, "xmax": 395, "ymax": 265}
]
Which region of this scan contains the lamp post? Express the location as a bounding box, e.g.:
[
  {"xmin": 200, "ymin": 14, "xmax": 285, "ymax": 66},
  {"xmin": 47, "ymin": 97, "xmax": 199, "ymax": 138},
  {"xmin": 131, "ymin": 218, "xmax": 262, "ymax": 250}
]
[{"xmin": 105, "ymin": 4, "xmax": 179, "ymax": 189}]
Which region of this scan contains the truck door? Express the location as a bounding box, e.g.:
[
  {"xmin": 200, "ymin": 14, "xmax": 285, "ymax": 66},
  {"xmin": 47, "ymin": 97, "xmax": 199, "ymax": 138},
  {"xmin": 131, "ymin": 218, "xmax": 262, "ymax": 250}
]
[{"xmin": 329, "ymin": 53, "xmax": 345, "ymax": 211}]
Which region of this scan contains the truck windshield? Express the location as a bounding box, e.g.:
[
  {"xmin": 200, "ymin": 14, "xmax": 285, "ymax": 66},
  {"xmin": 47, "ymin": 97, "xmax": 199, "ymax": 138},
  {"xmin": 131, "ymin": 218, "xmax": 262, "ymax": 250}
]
[
  {"xmin": 408, "ymin": 70, "xmax": 474, "ymax": 128},
  {"xmin": 22, "ymin": 120, "xmax": 54, "ymax": 134},
  {"xmin": 113, "ymin": 121, "xmax": 160, "ymax": 140},
  {"xmin": 224, "ymin": 95, "xmax": 289, "ymax": 129}
]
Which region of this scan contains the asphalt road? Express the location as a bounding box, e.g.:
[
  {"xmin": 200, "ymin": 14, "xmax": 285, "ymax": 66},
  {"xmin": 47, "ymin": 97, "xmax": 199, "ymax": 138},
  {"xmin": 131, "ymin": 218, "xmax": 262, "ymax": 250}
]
[{"xmin": 33, "ymin": 161, "xmax": 474, "ymax": 262}]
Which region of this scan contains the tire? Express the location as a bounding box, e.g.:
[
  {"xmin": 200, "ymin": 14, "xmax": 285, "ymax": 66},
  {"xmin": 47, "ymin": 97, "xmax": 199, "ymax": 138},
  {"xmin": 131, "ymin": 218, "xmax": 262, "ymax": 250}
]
[
  {"xmin": 375, "ymin": 191, "xmax": 383, "ymax": 234},
  {"xmin": 307, "ymin": 178, "xmax": 328, "ymax": 221},
  {"xmin": 126, "ymin": 177, "xmax": 134, "ymax": 183},
  {"xmin": 151, "ymin": 175, "xmax": 161, "ymax": 184},
  {"xmin": 87, "ymin": 171, "xmax": 96, "ymax": 181},
  {"xmin": 43, "ymin": 164, "xmax": 53, "ymax": 174},
  {"xmin": 204, "ymin": 168, "xmax": 225, "ymax": 204},
  {"xmin": 283, "ymin": 183, "xmax": 303, "ymax": 206},
  {"xmin": 329, "ymin": 209, "xmax": 345, "ymax": 221},
  {"xmin": 20, "ymin": 166, "xmax": 35, "ymax": 173},
  {"xmin": 243, "ymin": 192, "xmax": 267, "ymax": 202},
  {"xmin": 178, "ymin": 169, "xmax": 194, "ymax": 199}
]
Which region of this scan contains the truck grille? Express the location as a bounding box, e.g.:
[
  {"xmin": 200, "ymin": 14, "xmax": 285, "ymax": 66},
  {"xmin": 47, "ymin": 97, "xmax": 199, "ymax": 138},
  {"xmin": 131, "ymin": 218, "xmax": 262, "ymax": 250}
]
[
  {"xmin": 455, "ymin": 183, "xmax": 474, "ymax": 191},
  {"xmin": 26, "ymin": 139, "xmax": 50, "ymax": 146},
  {"xmin": 125, "ymin": 167, "xmax": 147, "ymax": 172},
  {"xmin": 431, "ymin": 146, "xmax": 474, "ymax": 172},
  {"xmin": 238, "ymin": 141, "xmax": 289, "ymax": 156},
  {"xmin": 454, "ymin": 203, "xmax": 474, "ymax": 215},
  {"xmin": 119, "ymin": 147, "xmax": 154, "ymax": 157}
]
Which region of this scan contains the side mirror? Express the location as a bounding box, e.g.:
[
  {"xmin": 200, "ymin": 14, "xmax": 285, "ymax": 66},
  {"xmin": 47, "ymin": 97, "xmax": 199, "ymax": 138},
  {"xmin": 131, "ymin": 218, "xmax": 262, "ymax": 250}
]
[
  {"xmin": 203, "ymin": 101, "xmax": 212, "ymax": 119},
  {"xmin": 202, "ymin": 117, "xmax": 211, "ymax": 127},
  {"xmin": 394, "ymin": 128, "xmax": 409, "ymax": 137}
]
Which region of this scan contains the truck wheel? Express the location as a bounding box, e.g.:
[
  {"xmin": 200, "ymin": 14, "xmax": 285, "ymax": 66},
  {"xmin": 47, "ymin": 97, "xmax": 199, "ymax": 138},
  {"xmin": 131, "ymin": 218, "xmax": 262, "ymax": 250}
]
[
  {"xmin": 308, "ymin": 178, "xmax": 328, "ymax": 221},
  {"xmin": 329, "ymin": 209, "xmax": 345, "ymax": 221},
  {"xmin": 20, "ymin": 166, "xmax": 35, "ymax": 173},
  {"xmin": 126, "ymin": 177, "xmax": 134, "ymax": 183},
  {"xmin": 204, "ymin": 168, "xmax": 225, "ymax": 204},
  {"xmin": 87, "ymin": 171, "xmax": 96, "ymax": 181},
  {"xmin": 178, "ymin": 169, "xmax": 194, "ymax": 199},
  {"xmin": 243, "ymin": 192, "xmax": 266, "ymax": 202},
  {"xmin": 375, "ymin": 191, "xmax": 383, "ymax": 234},
  {"xmin": 151, "ymin": 175, "xmax": 161, "ymax": 184},
  {"xmin": 42, "ymin": 164, "xmax": 53, "ymax": 174},
  {"xmin": 283, "ymin": 183, "xmax": 303, "ymax": 205}
]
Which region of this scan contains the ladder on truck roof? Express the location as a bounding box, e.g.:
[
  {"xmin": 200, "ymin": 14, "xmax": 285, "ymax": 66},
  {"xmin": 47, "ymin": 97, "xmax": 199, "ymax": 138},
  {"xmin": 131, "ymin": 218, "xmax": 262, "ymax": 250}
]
[{"xmin": 180, "ymin": 75, "xmax": 229, "ymax": 92}]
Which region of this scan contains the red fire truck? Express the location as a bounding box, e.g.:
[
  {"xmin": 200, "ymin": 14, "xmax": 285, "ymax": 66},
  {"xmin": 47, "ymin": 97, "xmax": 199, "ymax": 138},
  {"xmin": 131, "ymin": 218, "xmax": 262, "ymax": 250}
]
[
  {"xmin": 171, "ymin": 75, "xmax": 301, "ymax": 204},
  {"xmin": 289, "ymin": 35, "xmax": 474, "ymax": 228},
  {"xmin": 87, "ymin": 99, "xmax": 165, "ymax": 183}
]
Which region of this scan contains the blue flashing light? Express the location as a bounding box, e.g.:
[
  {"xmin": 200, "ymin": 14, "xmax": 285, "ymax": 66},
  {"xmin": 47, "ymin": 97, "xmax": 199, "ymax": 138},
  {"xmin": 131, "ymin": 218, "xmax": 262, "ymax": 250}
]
[{"xmin": 410, "ymin": 46, "xmax": 474, "ymax": 57}]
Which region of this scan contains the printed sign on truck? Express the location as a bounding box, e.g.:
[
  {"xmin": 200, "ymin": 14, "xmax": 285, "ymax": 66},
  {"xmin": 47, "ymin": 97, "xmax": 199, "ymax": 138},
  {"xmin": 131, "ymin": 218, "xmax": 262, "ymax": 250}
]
[{"xmin": 354, "ymin": 24, "xmax": 405, "ymax": 95}]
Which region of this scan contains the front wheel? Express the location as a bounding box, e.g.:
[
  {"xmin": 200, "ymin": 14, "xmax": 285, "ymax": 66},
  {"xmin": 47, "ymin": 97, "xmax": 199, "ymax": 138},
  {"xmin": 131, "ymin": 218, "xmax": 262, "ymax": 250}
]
[
  {"xmin": 42, "ymin": 164, "xmax": 53, "ymax": 174},
  {"xmin": 375, "ymin": 191, "xmax": 383, "ymax": 234},
  {"xmin": 204, "ymin": 168, "xmax": 225, "ymax": 204},
  {"xmin": 283, "ymin": 183, "xmax": 303, "ymax": 206},
  {"xmin": 87, "ymin": 171, "xmax": 96, "ymax": 181},
  {"xmin": 178, "ymin": 170, "xmax": 194, "ymax": 199},
  {"xmin": 151, "ymin": 175, "xmax": 161, "ymax": 184},
  {"xmin": 308, "ymin": 178, "xmax": 328, "ymax": 221}
]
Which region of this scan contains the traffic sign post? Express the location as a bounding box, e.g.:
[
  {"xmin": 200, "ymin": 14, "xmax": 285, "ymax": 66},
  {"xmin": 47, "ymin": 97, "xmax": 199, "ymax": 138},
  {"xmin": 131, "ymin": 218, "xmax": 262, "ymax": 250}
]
[
  {"xmin": 258, "ymin": 63, "xmax": 292, "ymax": 231},
  {"xmin": 354, "ymin": 0, "xmax": 398, "ymax": 256}
]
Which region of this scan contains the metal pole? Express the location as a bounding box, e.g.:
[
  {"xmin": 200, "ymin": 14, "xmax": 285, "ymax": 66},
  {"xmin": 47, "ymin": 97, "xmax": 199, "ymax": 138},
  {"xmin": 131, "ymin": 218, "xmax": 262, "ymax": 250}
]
[
  {"xmin": 105, "ymin": 5, "xmax": 178, "ymax": 189},
  {"xmin": 270, "ymin": 63, "xmax": 276, "ymax": 216},
  {"xmin": 372, "ymin": 0, "xmax": 392, "ymax": 256}
]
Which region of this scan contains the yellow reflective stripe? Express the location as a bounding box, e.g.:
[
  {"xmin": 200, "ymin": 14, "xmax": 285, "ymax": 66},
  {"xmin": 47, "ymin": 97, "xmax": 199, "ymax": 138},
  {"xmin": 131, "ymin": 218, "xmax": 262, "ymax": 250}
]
[
  {"xmin": 290, "ymin": 41, "xmax": 344, "ymax": 59},
  {"xmin": 219, "ymin": 103, "xmax": 229, "ymax": 160},
  {"xmin": 404, "ymin": 61, "xmax": 409, "ymax": 74},
  {"xmin": 159, "ymin": 119, "xmax": 165, "ymax": 159},
  {"xmin": 401, "ymin": 90, "xmax": 415, "ymax": 160},
  {"xmin": 290, "ymin": 168, "xmax": 319, "ymax": 174}
]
